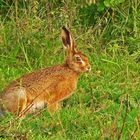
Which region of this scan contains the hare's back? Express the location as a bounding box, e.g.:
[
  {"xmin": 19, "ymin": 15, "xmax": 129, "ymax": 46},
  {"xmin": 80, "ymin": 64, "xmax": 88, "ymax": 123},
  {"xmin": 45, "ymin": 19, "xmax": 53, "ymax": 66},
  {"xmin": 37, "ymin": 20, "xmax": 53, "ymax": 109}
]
[{"xmin": 3, "ymin": 65, "xmax": 78, "ymax": 94}]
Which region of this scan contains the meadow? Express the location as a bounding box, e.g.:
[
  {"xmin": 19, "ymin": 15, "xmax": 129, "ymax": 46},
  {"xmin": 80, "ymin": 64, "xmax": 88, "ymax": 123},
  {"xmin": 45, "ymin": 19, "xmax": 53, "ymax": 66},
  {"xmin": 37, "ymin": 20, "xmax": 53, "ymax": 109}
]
[{"xmin": 0, "ymin": 0, "xmax": 140, "ymax": 139}]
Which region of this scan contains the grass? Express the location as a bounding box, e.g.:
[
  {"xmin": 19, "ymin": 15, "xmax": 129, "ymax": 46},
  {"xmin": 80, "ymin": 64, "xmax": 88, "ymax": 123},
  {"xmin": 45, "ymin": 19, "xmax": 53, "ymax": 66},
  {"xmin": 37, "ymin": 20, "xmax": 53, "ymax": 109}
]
[{"xmin": 0, "ymin": 0, "xmax": 140, "ymax": 139}]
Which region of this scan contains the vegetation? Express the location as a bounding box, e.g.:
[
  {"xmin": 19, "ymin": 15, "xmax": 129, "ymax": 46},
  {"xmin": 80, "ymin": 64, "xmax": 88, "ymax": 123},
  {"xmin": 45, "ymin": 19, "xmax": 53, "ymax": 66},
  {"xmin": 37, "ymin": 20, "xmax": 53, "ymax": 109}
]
[{"xmin": 0, "ymin": 0, "xmax": 140, "ymax": 139}]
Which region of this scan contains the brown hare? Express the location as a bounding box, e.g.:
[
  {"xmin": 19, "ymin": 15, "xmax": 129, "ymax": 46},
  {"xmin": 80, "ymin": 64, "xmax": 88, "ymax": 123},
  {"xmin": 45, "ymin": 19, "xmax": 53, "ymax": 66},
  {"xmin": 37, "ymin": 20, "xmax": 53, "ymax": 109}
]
[{"xmin": 0, "ymin": 27, "xmax": 91, "ymax": 117}]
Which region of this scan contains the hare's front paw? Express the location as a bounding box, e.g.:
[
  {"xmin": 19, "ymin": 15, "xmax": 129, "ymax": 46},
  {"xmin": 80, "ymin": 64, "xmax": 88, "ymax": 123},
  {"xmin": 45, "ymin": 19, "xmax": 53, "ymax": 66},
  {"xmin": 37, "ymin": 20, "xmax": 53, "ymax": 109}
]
[{"xmin": 48, "ymin": 102, "xmax": 61, "ymax": 114}]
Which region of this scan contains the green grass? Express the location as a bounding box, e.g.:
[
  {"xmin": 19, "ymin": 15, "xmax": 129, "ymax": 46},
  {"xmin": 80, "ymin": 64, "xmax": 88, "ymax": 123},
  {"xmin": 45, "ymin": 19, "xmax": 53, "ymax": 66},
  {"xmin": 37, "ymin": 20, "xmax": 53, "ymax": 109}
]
[{"xmin": 0, "ymin": 0, "xmax": 140, "ymax": 139}]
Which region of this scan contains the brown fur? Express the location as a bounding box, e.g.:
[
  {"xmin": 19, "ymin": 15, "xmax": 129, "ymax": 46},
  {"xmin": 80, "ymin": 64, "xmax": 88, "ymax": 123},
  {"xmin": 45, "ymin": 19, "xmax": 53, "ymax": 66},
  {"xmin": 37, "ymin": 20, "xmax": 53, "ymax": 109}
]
[{"xmin": 0, "ymin": 27, "xmax": 91, "ymax": 117}]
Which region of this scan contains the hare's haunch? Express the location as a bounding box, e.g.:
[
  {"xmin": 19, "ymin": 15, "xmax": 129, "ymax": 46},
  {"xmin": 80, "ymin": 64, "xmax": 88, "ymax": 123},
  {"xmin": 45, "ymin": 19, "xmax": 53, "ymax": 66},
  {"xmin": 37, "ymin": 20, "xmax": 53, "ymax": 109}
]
[{"xmin": 0, "ymin": 27, "xmax": 91, "ymax": 117}]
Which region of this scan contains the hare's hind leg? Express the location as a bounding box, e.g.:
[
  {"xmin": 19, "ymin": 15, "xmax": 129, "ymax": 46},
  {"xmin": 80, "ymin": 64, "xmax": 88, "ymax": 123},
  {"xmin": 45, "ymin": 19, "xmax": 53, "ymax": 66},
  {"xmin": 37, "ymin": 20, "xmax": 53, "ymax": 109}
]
[
  {"xmin": 2, "ymin": 87, "xmax": 27, "ymax": 118},
  {"xmin": 16, "ymin": 88, "xmax": 27, "ymax": 118},
  {"xmin": 18, "ymin": 97, "xmax": 27, "ymax": 119},
  {"xmin": 48, "ymin": 102, "xmax": 61, "ymax": 114}
]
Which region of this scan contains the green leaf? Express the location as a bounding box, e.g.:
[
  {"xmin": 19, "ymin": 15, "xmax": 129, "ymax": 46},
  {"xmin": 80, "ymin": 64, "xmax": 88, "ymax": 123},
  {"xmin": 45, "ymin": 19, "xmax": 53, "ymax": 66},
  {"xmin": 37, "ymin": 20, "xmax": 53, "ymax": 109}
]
[{"xmin": 104, "ymin": 0, "xmax": 111, "ymax": 7}]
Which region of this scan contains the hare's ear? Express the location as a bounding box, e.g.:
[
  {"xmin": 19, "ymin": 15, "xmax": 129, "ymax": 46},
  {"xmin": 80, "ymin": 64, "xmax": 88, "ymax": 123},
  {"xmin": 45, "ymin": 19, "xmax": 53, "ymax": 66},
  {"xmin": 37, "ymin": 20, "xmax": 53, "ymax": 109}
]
[{"xmin": 61, "ymin": 27, "xmax": 76, "ymax": 53}]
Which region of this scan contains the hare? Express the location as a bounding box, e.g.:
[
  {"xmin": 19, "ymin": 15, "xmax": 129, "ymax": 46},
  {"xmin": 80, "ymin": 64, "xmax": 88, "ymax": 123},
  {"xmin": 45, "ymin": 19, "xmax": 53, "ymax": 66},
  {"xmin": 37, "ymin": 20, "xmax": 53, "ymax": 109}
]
[{"xmin": 0, "ymin": 27, "xmax": 91, "ymax": 117}]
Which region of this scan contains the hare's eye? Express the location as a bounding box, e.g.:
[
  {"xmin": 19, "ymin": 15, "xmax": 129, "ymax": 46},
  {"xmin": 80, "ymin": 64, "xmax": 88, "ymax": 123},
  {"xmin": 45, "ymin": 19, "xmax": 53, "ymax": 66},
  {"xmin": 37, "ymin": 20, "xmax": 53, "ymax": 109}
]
[{"xmin": 75, "ymin": 56, "xmax": 82, "ymax": 62}]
